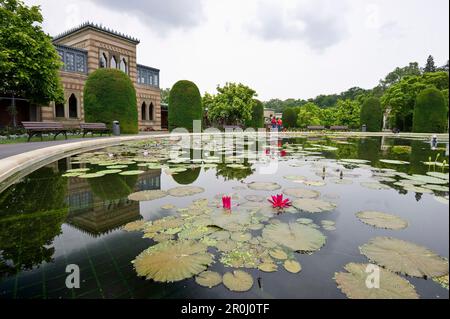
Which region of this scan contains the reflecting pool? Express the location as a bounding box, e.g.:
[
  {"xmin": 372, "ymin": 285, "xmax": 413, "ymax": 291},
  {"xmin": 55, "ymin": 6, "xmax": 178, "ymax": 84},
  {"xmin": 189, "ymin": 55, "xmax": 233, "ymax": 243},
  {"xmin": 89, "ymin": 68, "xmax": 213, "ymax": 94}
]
[{"xmin": 0, "ymin": 134, "xmax": 448, "ymax": 299}]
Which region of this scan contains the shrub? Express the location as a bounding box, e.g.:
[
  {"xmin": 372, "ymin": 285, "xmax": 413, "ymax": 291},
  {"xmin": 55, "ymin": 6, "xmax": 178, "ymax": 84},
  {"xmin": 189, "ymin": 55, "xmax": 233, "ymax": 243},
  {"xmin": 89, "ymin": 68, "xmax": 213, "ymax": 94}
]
[
  {"xmin": 84, "ymin": 69, "xmax": 138, "ymax": 134},
  {"xmin": 245, "ymin": 99, "xmax": 264, "ymax": 129},
  {"xmin": 168, "ymin": 80, "xmax": 202, "ymax": 131},
  {"xmin": 413, "ymin": 87, "xmax": 447, "ymax": 133},
  {"xmin": 282, "ymin": 107, "xmax": 298, "ymax": 128},
  {"xmin": 360, "ymin": 97, "xmax": 382, "ymax": 132}
]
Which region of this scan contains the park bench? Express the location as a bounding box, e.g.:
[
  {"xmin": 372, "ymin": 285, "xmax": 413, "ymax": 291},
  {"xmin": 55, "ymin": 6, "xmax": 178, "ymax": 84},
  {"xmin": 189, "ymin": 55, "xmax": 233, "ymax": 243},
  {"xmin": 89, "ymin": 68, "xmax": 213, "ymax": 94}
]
[
  {"xmin": 22, "ymin": 121, "xmax": 68, "ymax": 142},
  {"xmin": 307, "ymin": 126, "xmax": 325, "ymax": 131},
  {"xmin": 80, "ymin": 123, "xmax": 110, "ymax": 137},
  {"xmin": 330, "ymin": 125, "xmax": 349, "ymax": 131}
]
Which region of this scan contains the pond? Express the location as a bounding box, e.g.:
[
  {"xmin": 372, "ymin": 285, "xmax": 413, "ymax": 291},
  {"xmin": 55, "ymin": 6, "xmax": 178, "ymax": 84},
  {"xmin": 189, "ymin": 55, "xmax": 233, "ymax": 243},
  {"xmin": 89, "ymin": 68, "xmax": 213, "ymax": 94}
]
[{"xmin": 0, "ymin": 134, "xmax": 448, "ymax": 299}]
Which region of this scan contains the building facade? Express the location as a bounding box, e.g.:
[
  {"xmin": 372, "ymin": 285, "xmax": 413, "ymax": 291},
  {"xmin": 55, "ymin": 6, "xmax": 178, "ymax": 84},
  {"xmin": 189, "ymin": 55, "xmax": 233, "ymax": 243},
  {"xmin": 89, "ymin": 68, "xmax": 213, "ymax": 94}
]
[{"xmin": 40, "ymin": 22, "xmax": 161, "ymax": 131}]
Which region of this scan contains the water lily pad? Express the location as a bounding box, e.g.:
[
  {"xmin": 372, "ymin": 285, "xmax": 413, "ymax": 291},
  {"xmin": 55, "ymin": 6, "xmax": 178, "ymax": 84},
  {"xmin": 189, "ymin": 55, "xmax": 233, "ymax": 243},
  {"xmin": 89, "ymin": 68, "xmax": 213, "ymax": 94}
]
[
  {"xmin": 402, "ymin": 185, "xmax": 434, "ymax": 194},
  {"xmin": 303, "ymin": 180, "xmax": 327, "ymax": 187},
  {"xmin": 360, "ymin": 237, "xmax": 449, "ymax": 278},
  {"xmin": 230, "ymin": 232, "xmax": 252, "ymax": 242},
  {"xmin": 66, "ymin": 168, "xmax": 90, "ymax": 173},
  {"xmin": 248, "ymin": 182, "xmax": 281, "ymax": 191},
  {"xmin": 133, "ymin": 240, "xmax": 214, "ymax": 282},
  {"xmin": 78, "ymin": 172, "xmax": 106, "ymax": 179},
  {"xmin": 209, "ymin": 230, "xmax": 231, "ymax": 241},
  {"xmin": 435, "ymin": 196, "xmax": 449, "ymax": 205},
  {"xmin": 334, "ymin": 263, "xmax": 419, "ymax": 299},
  {"xmin": 62, "ymin": 172, "xmax": 84, "ymax": 177},
  {"xmin": 223, "ymin": 270, "xmax": 254, "ymax": 292},
  {"xmin": 283, "ymin": 188, "xmax": 320, "ymax": 199},
  {"xmin": 360, "ymin": 182, "xmax": 391, "ymax": 190},
  {"xmin": 329, "ymin": 178, "xmax": 353, "ymax": 185},
  {"xmin": 168, "ymin": 186, "xmax": 205, "ymax": 197},
  {"xmin": 161, "ymin": 204, "xmax": 176, "ymax": 210},
  {"xmin": 404, "ymin": 174, "xmax": 448, "ymax": 185},
  {"xmin": 322, "ymin": 225, "xmax": 336, "ymax": 231},
  {"xmin": 195, "ymin": 271, "xmax": 223, "ymax": 288},
  {"xmin": 356, "ymin": 211, "xmax": 408, "ymax": 230},
  {"xmin": 426, "ymin": 172, "xmax": 449, "ymax": 181},
  {"xmin": 262, "ymin": 222, "xmax": 326, "ymax": 252},
  {"xmin": 119, "ymin": 170, "xmax": 145, "ymax": 176},
  {"xmin": 106, "ymin": 165, "xmax": 128, "ymax": 169},
  {"xmin": 340, "ymin": 159, "xmax": 371, "ymax": 164},
  {"xmin": 422, "ymin": 184, "xmax": 449, "ymax": 192},
  {"xmin": 284, "ymin": 260, "xmax": 302, "ymax": 274},
  {"xmin": 245, "ymin": 195, "xmax": 266, "ymax": 202},
  {"xmin": 292, "ymin": 198, "xmax": 336, "ymax": 213},
  {"xmin": 269, "ymin": 248, "xmax": 288, "ymax": 260},
  {"xmin": 283, "ymin": 175, "xmax": 307, "ymax": 182},
  {"xmin": 96, "ymin": 169, "xmax": 122, "ymax": 175},
  {"xmin": 258, "ymin": 263, "xmax": 278, "ymax": 272},
  {"xmin": 123, "ymin": 220, "xmax": 147, "ymax": 232},
  {"xmin": 297, "ymin": 218, "xmax": 313, "ymax": 225},
  {"xmin": 379, "ymin": 159, "xmax": 410, "ymax": 165},
  {"xmin": 216, "ymin": 239, "xmax": 237, "ymax": 252},
  {"xmin": 128, "ymin": 190, "xmax": 168, "ymax": 201}
]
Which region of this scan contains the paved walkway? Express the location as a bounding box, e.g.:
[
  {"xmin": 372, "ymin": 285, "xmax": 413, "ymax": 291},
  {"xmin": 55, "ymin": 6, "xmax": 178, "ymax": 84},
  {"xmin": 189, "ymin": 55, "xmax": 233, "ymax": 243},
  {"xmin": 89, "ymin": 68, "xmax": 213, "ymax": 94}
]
[{"xmin": 0, "ymin": 133, "xmax": 165, "ymax": 160}]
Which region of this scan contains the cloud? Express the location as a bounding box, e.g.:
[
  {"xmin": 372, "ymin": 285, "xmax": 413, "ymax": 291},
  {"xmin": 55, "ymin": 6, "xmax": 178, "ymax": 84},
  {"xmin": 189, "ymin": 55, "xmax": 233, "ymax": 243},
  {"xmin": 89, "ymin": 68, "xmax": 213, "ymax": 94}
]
[
  {"xmin": 248, "ymin": 0, "xmax": 348, "ymax": 51},
  {"xmin": 92, "ymin": 0, "xmax": 205, "ymax": 32}
]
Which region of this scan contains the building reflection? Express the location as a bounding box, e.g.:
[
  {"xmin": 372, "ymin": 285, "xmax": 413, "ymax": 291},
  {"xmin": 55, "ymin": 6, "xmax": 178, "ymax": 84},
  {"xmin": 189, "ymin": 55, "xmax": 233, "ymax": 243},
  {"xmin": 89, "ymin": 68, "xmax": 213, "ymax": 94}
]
[{"xmin": 56, "ymin": 158, "xmax": 162, "ymax": 237}]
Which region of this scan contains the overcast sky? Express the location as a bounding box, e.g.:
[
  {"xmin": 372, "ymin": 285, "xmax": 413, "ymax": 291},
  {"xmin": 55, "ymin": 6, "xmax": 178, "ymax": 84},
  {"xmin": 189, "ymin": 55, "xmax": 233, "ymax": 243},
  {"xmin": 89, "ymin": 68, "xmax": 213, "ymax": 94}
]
[{"xmin": 24, "ymin": 0, "xmax": 449, "ymax": 101}]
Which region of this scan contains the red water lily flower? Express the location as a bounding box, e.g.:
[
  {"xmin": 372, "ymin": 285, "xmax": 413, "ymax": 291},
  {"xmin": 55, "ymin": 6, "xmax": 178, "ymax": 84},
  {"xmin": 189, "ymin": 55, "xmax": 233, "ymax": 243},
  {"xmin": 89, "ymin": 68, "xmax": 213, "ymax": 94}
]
[
  {"xmin": 268, "ymin": 194, "xmax": 292, "ymax": 210},
  {"xmin": 222, "ymin": 196, "xmax": 232, "ymax": 210},
  {"xmin": 280, "ymin": 150, "xmax": 287, "ymax": 157}
]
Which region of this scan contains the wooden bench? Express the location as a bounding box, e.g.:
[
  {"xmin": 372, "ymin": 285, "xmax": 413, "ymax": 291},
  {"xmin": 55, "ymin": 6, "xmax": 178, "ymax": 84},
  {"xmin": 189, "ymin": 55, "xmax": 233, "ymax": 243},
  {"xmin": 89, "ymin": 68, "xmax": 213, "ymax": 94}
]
[
  {"xmin": 330, "ymin": 126, "xmax": 349, "ymax": 131},
  {"xmin": 307, "ymin": 126, "xmax": 325, "ymax": 131},
  {"xmin": 22, "ymin": 121, "xmax": 68, "ymax": 142},
  {"xmin": 80, "ymin": 123, "xmax": 110, "ymax": 137}
]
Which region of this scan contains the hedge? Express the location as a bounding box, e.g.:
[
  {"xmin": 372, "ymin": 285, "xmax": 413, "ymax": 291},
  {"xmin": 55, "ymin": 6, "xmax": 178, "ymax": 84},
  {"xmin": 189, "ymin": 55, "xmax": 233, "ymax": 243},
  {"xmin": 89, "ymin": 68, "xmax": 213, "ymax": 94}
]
[
  {"xmin": 282, "ymin": 107, "xmax": 298, "ymax": 129},
  {"xmin": 413, "ymin": 87, "xmax": 447, "ymax": 133},
  {"xmin": 84, "ymin": 69, "xmax": 138, "ymax": 134},
  {"xmin": 360, "ymin": 97, "xmax": 382, "ymax": 132},
  {"xmin": 168, "ymin": 80, "xmax": 202, "ymax": 131},
  {"xmin": 245, "ymin": 99, "xmax": 264, "ymax": 129}
]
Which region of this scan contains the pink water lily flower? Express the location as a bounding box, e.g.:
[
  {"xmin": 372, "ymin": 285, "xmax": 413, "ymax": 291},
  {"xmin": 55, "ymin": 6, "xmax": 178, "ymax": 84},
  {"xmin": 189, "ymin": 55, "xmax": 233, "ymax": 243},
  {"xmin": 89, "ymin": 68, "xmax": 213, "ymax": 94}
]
[
  {"xmin": 222, "ymin": 196, "xmax": 232, "ymax": 210},
  {"xmin": 268, "ymin": 194, "xmax": 292, "ymax": 210}
]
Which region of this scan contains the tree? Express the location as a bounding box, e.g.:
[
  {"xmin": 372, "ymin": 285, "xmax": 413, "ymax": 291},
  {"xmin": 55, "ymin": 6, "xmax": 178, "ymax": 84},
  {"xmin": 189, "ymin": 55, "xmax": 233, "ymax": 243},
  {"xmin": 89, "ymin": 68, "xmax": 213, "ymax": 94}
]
[
  {"xmin": 424, "ymin": 55, "xmax": 436, "ymax": 73},
  {"xmin": 0, "ymin": 0, "xmax": 64, "ymax": 105},
  {"xmin": 282, "ymin": 107, "xmax": 298, "ymax": 128},
  {"xmin": 437, "ymin": 60, "xmax": 449, "ymax": 73},
  {"xmin": 160, "ymin": 88, "xmax": 170, "ymax": 104},
  {"xmin": 360, "ymin": 97, "xmax": 382, "ymax": 131},
  {"xmin": 296, "ymin": 102, "xmax": 322, "ymax": 128},
  {"xmin": 380, "ymin": 62, "xmax": 421, "ymax": 88},
  {"xmin": 334, "ymin": 99, "xmax": 361, "ymax": 129},
  {"xmin": 321, "ymin": 107, "xmax": 337, "ymax": 127},
  {"xmin": 413, "ymin": 87, "xmax": 447, "ymax": 133},
  {"xmin": 246, "ymin": 99, "xmax": 264, "ymax": 129},
  {"xmin": 84, "ymin": 69, "xmax": 138, "ymax": 134},
  {"xmin": 207, "ymin": 82, "xmax": 257, "ymax": 126},
  {"xmin": 168, "ymin": 80, "xmax": 202, "ymax": 131}
]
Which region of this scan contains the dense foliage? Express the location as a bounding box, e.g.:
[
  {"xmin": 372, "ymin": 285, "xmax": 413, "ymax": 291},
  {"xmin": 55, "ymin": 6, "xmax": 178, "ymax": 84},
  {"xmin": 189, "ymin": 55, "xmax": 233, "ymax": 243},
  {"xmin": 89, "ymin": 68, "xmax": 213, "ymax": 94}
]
[
  {"xmin": 360, "ymin": 97, "xmax": 383, "ymax": 132},
  {"xmin": 84, "ymin": 69, "xmax": 138, "ymax": 134},
  {"xmin": 282, "ymin": 107, "xmax": 298, "ymax": 128},
  {"xmin": 168, "ymin": 80, "xmax": 202, "ymax": 131},
  {"xmin": 0, "ymin": 0, "xmax": 64, "ymax": 104},
  {"xmin": 245, "ymin": 99, "xmax": 264, "ymax": 129},
  {"xmin": 206, "ymin": 83, "xmax": 257, "ymax": 127},
  {"xmin": 413, "ymin": 88, "xmax": 447, "ymax": 133}
]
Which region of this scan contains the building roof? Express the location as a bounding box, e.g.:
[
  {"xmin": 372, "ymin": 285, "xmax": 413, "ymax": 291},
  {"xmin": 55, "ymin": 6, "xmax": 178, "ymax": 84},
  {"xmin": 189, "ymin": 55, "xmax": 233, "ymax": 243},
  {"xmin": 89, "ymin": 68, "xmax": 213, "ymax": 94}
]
[{"xmin": 53, "ymin": 21, "xmax": 140, "ymax": 45}]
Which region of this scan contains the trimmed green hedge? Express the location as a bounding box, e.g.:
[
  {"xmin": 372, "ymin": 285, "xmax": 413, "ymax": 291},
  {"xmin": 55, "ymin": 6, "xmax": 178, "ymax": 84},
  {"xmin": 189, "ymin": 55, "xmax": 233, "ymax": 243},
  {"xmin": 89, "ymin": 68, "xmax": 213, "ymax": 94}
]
[
  {"xmin": 246, "ymin": 99, "xmax": 264, "ymax": 129},
  {"xmin": 168, "ymin": 80, "xmax": 202, "ymax": 131},
  {"xmin": 84, "ymin": 69, "xmax": 138, "ymax": 134},
  {"xmin": 360, "ymin": 97, "xmax": 382, "ymax": 132},
  {"xmin": 413, "ymin": 87, "xmax": 447, "ymax": 133},
  {"xmin": 282, "ymin": 107, "xmax": 298, "ymax": 129}
]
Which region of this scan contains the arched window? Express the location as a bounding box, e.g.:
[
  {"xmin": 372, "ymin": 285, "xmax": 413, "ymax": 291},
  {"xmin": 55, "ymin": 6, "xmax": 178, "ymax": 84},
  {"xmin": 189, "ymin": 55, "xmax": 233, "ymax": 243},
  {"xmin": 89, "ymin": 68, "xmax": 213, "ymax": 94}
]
[
  {"xmin": 141, "ymin": 102, "xmax": 147, "ymax": 121},
  {"xmin": 100, "ymin": 53, "xmax": 107, "ymax": 68},
  {"xmin": 120, "ymin": 58, "xmax": 127, "ymax": 73},
  {"xmin": 69, "ymin": 94, "xmax": 78, "ymax": 118},
  {"xmin": 110, "ymin": 56, "xmax": 117, "ymax": 69},
  {"xmin": 149, "ymin": 102, "xmax": 154, "ymax": 121},
  {"xmin": 55, "ymin": 103, "xmax": 65, "ymax": 118}
]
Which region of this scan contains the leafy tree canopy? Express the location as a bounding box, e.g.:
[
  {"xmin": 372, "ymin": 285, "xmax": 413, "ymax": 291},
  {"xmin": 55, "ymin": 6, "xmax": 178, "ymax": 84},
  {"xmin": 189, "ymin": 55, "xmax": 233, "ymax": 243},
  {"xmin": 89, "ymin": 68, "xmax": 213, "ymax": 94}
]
[{"xmin": 0, "ymin": 0, "xmax": 63, "ymax": 104}]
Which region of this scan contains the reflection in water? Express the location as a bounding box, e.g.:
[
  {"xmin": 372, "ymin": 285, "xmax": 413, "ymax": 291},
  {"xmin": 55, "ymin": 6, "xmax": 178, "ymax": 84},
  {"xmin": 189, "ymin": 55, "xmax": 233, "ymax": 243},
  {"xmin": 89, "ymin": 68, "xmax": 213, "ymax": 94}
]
[
  {"xmin": 0, "ymin": 167, "xmax": 68, "ymax": 277},
  {"xmin": 215, "ymin": 162, "xmax": 254, "ymax": 181},
  {"xmin": 172, "ymin": 167, "xmax": 201, "ymax": 185}
]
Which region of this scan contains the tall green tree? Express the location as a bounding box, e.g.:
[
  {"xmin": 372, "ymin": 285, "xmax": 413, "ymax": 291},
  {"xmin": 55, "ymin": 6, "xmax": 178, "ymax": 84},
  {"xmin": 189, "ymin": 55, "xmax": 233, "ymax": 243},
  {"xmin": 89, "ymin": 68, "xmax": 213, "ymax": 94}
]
[
  {"xmin": 334, "ymin": 99, "xmax": 361, "ymax": 129},
  {"xmin": 245, "ymin": 99, "xmax": 264, "ymax": 129},
  {"xmin": 360, "ymin": 97, "xmax": 382, "ymax": 131},
  {"xmin": 160, "ymin": 88, "xmax": 170, "ymax": 104},
  {"xmin": 380, "ymin": 62, "xmax": 421, "ymax": 88},
  {"xmin": 413, "ymin": 87, "xmax": 447, "ymax": 133},
  {"xmin": 168, "ymin": 80, "xmax": 202, "ymax": 131},
  {"xmin": 296, "ymin": 102, "xmax": 322, "ymax": 128},
  {"xmin": 207, "ymin": 82, "xmax": 257, "ymax": 126},
  {"xmin": 424, "ymin": 55, "xmax": 436, "ymax": 73},
  {"xmin": 282, "ymin": 107, "xmax": 298, "ymax": 128},
  {"xmin": 0, "ymin": 0, "xmax": 63, "ymax": 104}
]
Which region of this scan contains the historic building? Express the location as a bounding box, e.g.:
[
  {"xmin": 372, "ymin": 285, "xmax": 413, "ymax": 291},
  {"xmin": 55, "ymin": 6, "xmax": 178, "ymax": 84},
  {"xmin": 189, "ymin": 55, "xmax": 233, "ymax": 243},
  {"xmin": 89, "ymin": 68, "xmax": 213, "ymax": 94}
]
[{"xmin": 41, "ymin": 22, "xmax": 161, "ymax": 131}]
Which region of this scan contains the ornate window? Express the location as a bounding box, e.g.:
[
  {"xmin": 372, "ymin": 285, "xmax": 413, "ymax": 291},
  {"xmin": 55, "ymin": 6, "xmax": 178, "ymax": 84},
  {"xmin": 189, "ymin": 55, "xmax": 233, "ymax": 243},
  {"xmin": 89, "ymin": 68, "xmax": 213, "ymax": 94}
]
[
  {"xmin": 76, "ymin": 55, "xmax": 86, "ymax": 73},
  {"xmin": 141, "ymin": 102, "xmax": 147, "ymax": 121},
  {"xmin": 100, "ymin": 53, "xmax": 107, "ymax": 68},
  {"xmin": 154, "ymin": 75, "xmax": 158, "ymax": 87},
  {"xmin": 69, "ymin": 94, "xmax": 78, "ymax": 118},
  {"xmin": 55, "ymin": 103, "xmax": 65, "ymax": 118},
  {"xmin": 149, "ymin": 102, "xmax": 154, "ymax": 121},
  {"xmin": 120, "ymin": 58, "xmax": 128, "ymax": 73},
  {"xmin": 110, "ymin": 56, "xmax": 117, "ymax": 69},
  {"xmin": 65, "ymin": 52, "xmax": 75, "ymax": 72}
]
